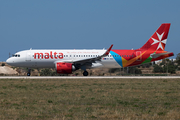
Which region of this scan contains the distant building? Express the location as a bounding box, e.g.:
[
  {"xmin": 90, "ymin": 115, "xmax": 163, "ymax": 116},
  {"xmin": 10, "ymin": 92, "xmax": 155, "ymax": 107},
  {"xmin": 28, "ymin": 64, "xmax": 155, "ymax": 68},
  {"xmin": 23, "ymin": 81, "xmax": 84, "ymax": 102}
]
[{"xmin": 154, "ymin": 59, "xmax": 176, "ymax": 65}]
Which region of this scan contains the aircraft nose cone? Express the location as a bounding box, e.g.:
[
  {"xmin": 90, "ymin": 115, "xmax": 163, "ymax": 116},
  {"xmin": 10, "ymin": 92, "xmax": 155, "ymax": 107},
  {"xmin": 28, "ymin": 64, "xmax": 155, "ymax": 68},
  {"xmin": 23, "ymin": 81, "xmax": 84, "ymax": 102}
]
[
  {"xmin": 6, "ymin": 58, "xmax": 10, "ymax": 64},
  {"xmin": 6, "ymin": 58, "xmax": 14, "ymax": 65}
]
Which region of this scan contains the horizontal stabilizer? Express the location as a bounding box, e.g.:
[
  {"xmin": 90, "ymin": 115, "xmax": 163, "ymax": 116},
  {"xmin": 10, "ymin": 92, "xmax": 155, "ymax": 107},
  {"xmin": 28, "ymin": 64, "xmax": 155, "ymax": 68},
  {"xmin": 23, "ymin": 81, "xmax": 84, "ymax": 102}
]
[{"xmin": 150, "ymin": 52, "xmax": 173, "ymax": 58}]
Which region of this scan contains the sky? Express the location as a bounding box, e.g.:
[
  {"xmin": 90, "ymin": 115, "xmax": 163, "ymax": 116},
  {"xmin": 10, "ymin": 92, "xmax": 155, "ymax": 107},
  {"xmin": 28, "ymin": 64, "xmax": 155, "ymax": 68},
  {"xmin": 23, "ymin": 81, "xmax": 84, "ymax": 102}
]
[{"xmin": 0, "ymin": 0, "xmax": 180, "ymax": 61}]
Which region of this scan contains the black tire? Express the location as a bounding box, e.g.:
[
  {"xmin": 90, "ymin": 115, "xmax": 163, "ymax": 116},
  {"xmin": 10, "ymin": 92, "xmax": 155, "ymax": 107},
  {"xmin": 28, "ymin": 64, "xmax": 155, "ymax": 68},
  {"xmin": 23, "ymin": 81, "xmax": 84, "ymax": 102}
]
[
  {"xmin": 83, "ymin": 71, "xmax": 88, "ymax": 76},
  {"xmin": 27, "ymin": 73, "xmax": 31, "ymax": 76}
]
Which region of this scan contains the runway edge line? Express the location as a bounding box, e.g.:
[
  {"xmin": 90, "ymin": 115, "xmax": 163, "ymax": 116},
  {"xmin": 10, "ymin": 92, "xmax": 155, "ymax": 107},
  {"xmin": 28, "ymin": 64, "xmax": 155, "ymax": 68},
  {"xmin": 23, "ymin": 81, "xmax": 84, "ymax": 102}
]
[{"xmin": 1, "ymin": 76, "xmax": 180, "ymax": 79}]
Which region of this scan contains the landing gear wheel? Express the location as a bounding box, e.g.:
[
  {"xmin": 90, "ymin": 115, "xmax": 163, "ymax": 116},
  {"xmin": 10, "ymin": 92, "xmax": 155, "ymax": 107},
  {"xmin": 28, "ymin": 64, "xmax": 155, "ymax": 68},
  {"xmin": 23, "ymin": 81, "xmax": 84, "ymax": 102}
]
[
  {"xmin": 27, "ymin": 72, "xmax": 31, "ymax": 76},
  {"xmin": 83, "ymin": 71, "xmax": 88, "ymax": 76},
  {"xmin": 27, "ymin": 68, "xmax": 31, "ymax": 76}
]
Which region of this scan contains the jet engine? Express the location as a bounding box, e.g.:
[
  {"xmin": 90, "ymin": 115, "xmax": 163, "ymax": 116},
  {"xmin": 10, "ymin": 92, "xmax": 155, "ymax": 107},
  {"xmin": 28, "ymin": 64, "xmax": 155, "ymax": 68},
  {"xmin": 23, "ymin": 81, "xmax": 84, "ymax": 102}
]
[{"xmin": 56, "ymin": 62, "xmax": 76, "ymax": 74}]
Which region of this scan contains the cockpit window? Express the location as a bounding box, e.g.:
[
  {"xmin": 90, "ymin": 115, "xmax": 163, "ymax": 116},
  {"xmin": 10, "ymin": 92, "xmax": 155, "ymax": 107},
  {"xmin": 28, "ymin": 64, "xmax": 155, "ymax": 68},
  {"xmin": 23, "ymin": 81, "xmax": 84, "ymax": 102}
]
[{"xmin": 12, "ymin": 54, "xmax": 20, "ymax": 57}]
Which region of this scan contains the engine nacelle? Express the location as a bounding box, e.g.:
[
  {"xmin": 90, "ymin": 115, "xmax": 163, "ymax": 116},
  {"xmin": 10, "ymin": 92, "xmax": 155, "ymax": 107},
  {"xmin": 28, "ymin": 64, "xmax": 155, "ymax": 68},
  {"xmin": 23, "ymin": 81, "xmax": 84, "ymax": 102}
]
[{"xmin": 56, "ymin": 62, "xmax": 75, "ymax": 74}]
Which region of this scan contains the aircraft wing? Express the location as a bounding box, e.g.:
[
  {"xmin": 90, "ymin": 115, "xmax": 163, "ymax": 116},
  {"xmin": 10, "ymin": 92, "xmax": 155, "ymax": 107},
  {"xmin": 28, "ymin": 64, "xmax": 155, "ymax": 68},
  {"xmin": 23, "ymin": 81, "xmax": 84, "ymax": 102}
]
[
  {"xmin": 73, "ymin": 44, "xmax": 113, "ymax": 65},
  {"xmin": 54, "ymin": 44, "xmax": 113, "ymax": 67},
  {"xmin": 150, "ymin": 52, "xmax": 173, "ymax": 58}
]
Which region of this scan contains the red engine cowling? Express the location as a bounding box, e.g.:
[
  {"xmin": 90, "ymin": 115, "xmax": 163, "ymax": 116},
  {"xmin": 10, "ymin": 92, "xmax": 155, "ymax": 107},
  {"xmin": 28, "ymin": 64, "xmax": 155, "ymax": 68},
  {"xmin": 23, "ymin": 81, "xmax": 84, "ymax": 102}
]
[{"xmin": 56, "ymin": 62, "xmax": 74, "ymax": 74}]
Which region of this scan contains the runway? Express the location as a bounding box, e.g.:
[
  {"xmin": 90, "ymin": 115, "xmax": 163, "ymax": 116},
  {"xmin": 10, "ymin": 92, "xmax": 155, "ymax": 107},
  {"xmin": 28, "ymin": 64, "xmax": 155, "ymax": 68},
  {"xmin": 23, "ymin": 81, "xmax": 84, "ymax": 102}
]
[{"xmin": 0, "ymin": 76, "xmax": 180, "ymax": 79}]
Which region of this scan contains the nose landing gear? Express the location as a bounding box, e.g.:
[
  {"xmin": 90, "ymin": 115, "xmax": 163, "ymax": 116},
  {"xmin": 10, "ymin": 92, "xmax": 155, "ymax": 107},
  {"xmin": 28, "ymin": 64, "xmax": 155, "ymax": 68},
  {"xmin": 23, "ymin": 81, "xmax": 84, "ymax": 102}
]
[{"xmin": 27, "ymin": 68, "xmax": 31, "ymax": 76}]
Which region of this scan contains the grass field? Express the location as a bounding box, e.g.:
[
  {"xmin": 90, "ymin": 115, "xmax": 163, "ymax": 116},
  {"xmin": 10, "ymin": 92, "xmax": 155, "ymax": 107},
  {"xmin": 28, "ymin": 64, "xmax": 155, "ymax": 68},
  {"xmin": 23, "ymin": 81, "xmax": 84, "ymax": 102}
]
[{"xmin": 0, "ymin": 78, "xmax": 180, "ymax": 120}]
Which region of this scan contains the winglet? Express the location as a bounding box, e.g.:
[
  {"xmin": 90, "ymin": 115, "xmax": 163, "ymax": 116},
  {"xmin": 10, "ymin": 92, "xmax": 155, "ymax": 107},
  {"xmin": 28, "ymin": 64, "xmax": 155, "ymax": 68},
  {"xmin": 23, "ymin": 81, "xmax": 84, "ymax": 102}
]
[{"xmin": 103, "ymin": 44, "xmax": 113, "ymax": 56}]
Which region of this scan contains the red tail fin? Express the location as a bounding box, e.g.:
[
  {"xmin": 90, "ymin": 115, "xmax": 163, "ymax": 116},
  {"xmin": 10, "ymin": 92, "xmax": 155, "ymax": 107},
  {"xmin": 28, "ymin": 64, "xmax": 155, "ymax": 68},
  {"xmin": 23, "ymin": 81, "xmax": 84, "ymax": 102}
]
[{"xmin": 139, "ymin": 23, "xmax": 171, "ymax": 51}]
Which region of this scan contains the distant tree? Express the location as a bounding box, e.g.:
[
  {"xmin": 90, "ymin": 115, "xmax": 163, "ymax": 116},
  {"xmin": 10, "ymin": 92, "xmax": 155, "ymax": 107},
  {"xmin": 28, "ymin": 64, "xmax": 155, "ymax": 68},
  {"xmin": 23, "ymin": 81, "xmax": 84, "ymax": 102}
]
[
  {"xmin": 108, "ymin": 68, "xmax": 120, "ymax": 73},
  {"xmin": 141, "ymin": 63, "xmax": 152, "ymax": 68},
  {"xmin": 146, "ymin": 63, "xmax": 152, "ymax": 68},
  {"xmin": 1, "ymin": 63, "xmax": 5, "ymax": 66},
  {"xmin": 141, "ymin": 64, "xmax": 146, "ymax": 68},
  {"xmin": 166, "ymin": 58, "xmax": 170, "ymax": 62},
  {"xmin": 128, "ymin": 67, "xmax": 142, "ymax": 74},
  {"xmin": 153, "ymin": 64, "xmax": 163, "ymax": 73},
  {"xmin": 40, "ymin": 68, "xmax": 52, "ymax": 76},
  {"xmin": 135, "ymin": 68, "xmax": 142, "ymax": 74},
  {"xmin": 40, "ymin": 68, "xmax": 57, "ymax": 76},
  {"xmin": 163, "ymin": 65, "xmax": 175, "ymax": 74},
  {"xmin": 40, "ymin": 68, "xmax": 67, "ymax": 76},
  {"xmin": 163, "ymin": 60, "xmax": 177, "ymax": 74},
  {"xmin": 176, "ymin": 53, "xmax": 180, "ymax": 65},
  {"xmin": 160, "ymin": 59, "xmax": 166, "ymax": 66}
]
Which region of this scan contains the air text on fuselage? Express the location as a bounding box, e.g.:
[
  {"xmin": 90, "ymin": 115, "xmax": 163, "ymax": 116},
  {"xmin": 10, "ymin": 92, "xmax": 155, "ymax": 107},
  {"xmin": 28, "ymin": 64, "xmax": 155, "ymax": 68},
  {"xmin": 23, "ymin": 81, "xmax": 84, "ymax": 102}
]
[{"xmin": 34, "ymin": 51, "xmax": 63, "ymax": 59}]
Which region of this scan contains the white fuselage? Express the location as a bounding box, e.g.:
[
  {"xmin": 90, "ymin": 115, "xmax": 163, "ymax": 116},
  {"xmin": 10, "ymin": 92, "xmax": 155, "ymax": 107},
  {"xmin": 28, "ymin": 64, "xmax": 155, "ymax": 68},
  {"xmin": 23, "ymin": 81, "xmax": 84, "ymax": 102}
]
[{"xmin": 6, "ymin": 49, "xmax": 121, "ymax": 69}]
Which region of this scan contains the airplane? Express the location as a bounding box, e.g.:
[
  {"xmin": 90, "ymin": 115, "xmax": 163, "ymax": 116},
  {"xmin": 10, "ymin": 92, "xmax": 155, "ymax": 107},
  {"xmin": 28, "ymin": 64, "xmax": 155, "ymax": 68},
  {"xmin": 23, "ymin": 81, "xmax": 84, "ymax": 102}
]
[{"xmin": 6, "ymin": 23, "xmax": 174, "ymax": 76}]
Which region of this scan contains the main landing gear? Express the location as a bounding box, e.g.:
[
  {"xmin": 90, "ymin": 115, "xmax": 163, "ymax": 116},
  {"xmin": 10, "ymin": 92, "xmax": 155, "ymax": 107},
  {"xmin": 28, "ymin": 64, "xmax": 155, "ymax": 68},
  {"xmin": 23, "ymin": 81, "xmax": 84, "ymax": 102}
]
[
  {"xmin": 27, "ymin": 68, "xmax": 31, "ymax": 76},
  {"xmin": 83, "ymin": 71, "xmax": 88, "ymax": 76}
]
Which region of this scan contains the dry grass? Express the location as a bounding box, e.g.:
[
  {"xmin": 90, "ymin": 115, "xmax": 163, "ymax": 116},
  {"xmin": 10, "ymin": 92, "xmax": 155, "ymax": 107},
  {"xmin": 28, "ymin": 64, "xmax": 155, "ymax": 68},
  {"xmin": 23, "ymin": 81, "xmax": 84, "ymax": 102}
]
[{"xmin": 0, "ymin": 78, "xmax": 180, "ymax": 119}]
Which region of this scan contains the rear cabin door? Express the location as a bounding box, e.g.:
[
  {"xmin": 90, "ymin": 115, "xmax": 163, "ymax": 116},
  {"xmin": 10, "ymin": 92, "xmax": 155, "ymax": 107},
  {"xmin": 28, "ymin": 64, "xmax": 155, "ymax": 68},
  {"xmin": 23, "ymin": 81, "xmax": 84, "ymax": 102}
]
[{"xmin": 136, "ymin": 51, "xmax": 142, "ymax": 61}]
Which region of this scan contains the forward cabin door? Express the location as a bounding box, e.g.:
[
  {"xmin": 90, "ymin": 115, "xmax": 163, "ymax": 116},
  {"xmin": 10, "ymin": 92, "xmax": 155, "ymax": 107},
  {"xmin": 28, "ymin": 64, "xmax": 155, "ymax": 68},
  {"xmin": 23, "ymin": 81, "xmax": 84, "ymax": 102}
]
[
  {"xmin": 26, "ymin": 52, "xmax": 31, "ymax": 61},
  {"xmin": 136, "ymin": 51, "xmax": 142, "ymax": 61}
]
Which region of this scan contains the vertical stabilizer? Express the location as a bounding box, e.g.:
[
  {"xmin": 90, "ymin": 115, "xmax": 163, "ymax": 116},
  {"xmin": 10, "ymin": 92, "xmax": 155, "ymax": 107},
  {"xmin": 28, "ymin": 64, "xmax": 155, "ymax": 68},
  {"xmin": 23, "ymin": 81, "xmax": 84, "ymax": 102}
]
[{"xmin": 139, "ymin": 23, "xmax": 171, "ymax": 51}]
